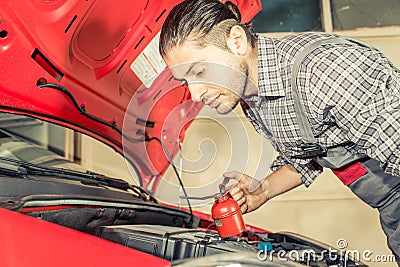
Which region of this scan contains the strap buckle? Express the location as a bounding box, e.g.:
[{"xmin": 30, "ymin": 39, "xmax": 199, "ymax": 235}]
[{"xmin": 292, "ymin": 143, "xmax": 327, "ymax": 159}]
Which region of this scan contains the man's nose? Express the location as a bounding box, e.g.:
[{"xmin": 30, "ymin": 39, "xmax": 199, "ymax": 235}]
[{"xmin": 187, "ymin": 83, "xmax": 206, "ymax": 102}]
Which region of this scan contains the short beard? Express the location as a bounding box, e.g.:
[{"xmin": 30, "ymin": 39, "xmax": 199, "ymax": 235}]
[{"xmin": 216, "ymin": 63, "xmax": 249, "ymax": 115}]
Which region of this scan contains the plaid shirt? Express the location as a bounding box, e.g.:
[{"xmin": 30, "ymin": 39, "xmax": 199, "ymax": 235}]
[{"xmin": 241, "ymin": 32, "xmax": 400, "ymax": 186}]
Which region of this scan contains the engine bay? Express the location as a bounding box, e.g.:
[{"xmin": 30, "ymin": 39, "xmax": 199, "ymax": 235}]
[
  {"xmin": 99, "ymin": 224, "xmax": 259, "ymax": 260},
  {"xmin": 18, "ymin": 203, "xmax": 367, "ymax": 266}
]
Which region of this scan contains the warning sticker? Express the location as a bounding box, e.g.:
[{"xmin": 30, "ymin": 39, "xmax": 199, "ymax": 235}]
[{"xmin": 130, "ymin": 32, "xmax": 166, "ymax": 88}]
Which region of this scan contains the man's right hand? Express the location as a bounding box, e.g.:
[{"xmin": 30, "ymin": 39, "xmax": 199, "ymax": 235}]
[
  {"xmin": 224, "ymin": 171, "xmax": 270, "ymax": 213},
  {"xmin": 224, "ymin": 165, "xmax": 303, "ymax": 214}
]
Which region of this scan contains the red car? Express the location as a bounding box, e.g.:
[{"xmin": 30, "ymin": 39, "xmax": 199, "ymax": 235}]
[{"xmin": 0, "ymin": 1, "xmax": 366, "ymax": 266}]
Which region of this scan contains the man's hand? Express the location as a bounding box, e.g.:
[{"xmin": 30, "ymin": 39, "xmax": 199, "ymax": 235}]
[
  {"xmin": 224, "ymin": 166, "xmax": 303, "ymax": 214},
  {"xmin": 224, "ymin": 171, "xmax": 270, "ymax": 213}
]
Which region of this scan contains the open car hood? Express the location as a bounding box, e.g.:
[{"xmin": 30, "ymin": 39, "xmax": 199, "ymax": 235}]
[{"xmin": 0, "ymin": 0, "xmax": 261, "ymax": 192}]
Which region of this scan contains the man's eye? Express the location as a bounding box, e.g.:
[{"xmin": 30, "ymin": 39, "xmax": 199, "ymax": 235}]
[{"xmin": 196, "ymin": 69, "xmax": 205, "ymax": 78}]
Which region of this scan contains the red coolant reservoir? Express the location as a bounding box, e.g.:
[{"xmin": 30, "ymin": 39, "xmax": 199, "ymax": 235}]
[{"xmin": 211, "ymin": 192, "xmax": 246, "ymax": 238}]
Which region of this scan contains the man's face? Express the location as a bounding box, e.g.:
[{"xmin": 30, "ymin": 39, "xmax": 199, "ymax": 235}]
[{"xmin": 163, "ymin": 42, "xmax": 249, "ymax": 114}]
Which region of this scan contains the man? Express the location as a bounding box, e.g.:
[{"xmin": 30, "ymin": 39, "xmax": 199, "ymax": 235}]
[{"xmin": 159, "ymin": 0, "xmax": 400, "ymax": 261}]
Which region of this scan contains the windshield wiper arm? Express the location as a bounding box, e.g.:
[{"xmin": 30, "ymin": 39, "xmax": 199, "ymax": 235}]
[
  {"xmin": 0, "ymin": 165, "xmax": 23, "ymax": 177},
  {"xmin": 17, "ymin": 164, "xmax": 128, "ymax": 188},
  {"xmin": 0, "ymin": 156, "xmax": 157, "ymax": 203}
]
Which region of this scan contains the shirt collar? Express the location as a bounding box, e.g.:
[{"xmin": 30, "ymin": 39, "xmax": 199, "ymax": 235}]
[{"xmin": 257, "ymin": 35, "xmax": 285, "ymax": 97}]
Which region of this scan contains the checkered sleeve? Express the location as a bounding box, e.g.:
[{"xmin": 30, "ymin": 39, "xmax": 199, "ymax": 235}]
[
  {"xmin": 270, "ymin": 154, "xmax": 323, "ymax": 187},
  {"xmin": 308, "ymin": 42, "xmax": 400, "ymax": 178}
]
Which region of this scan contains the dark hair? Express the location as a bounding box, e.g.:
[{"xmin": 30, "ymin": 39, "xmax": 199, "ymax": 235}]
[{"xmin": 159, "ymin": 0, "xmax": 255, "ymax": 57}]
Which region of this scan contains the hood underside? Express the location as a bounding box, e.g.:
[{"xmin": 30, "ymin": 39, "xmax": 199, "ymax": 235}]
[{"xmin": 0, "ymin": 0, "xmax": 261, "ymax": 191}]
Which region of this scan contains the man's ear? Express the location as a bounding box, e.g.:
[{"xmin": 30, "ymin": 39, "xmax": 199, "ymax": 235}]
[{"xmin": 226, "ymin": 25, "xmax": 248, "ymax": 55}]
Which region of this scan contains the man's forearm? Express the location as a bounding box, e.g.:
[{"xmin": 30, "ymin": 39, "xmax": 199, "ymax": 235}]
[{"xmin": 262, "ymin": 165, "xmax": 303, "ymax": 200}]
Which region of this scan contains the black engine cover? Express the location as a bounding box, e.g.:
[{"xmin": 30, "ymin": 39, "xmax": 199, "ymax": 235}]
[{"xmin": 100, "ymin": 224, "xmax": 258, "ymax": 261}]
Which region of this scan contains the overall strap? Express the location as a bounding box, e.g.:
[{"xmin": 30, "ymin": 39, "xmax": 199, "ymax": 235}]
[{"xmin": 291, "ymin": 37, "xmax": 372, "ymax": 158}]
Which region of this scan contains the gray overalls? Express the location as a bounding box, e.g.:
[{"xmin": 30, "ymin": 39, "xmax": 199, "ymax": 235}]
[{"xmin": 291, "ymin": 38, "xmax": 400, "ymax": 264}]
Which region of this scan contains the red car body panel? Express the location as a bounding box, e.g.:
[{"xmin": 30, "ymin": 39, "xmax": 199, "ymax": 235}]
[
  {"xmin": 0, "ymin": 208, "xmax": 170, "ymax": 267},
  {"xmin": 0, "ymin": 1, "xmax": 262, "ymax": 266},
  {"xmin": 0, "ymin": 0, "xmax": 261, "ymax": 191}
]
